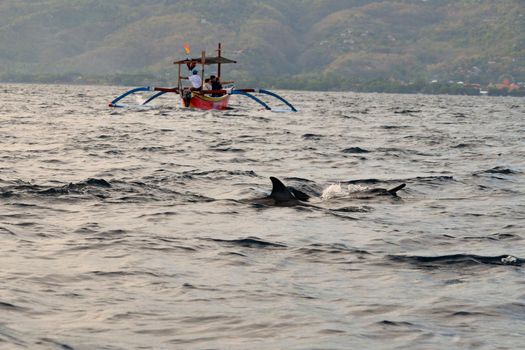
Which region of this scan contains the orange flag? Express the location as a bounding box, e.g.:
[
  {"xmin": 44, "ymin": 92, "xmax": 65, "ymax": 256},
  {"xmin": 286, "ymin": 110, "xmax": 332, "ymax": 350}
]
[{"xmin": 184, "ymin": 43, "xmax": 191, "ymax": 55}]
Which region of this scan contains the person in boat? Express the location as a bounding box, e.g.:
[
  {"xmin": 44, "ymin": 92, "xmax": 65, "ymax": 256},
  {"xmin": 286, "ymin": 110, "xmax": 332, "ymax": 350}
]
[
  {"xmin": 210, "ymin": 75, "xmax": 223, "ymax": 97},
  {"xmin": 187, "ymin": 69, "xmax": 202, "ymax": 91},
  {"xmin": 203, "ymin": 78, "xmax": 212, "ymax": 91}
]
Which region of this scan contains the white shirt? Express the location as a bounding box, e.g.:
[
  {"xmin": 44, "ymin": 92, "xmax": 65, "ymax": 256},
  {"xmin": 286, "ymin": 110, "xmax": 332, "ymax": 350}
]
[{"xmin": 188, "ymin": 74, "xmax": 202, "ymax": 88}]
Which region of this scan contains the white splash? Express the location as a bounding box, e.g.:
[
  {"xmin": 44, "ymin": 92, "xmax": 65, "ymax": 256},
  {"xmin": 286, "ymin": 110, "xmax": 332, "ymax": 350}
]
[
  {"xmin": 134, "ymin": 93, "xmax": 148, "ymax": 105},
  {"xmin": 321, "ymin": 183, "xmax": 343, "ymax": 200},
  {"xmin": 501, "ymin": 255, "xmax": 517, "ymax": 264}
]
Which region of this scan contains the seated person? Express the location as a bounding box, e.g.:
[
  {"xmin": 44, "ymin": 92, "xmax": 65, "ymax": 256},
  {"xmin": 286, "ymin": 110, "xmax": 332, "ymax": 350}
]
[
  {"xmin": 203, "ymin": 78, "xmax": 212, "ymax": 91},
  {"xmin": 210, "ymin": 75, "xmax": 223, "ymax": 97}
]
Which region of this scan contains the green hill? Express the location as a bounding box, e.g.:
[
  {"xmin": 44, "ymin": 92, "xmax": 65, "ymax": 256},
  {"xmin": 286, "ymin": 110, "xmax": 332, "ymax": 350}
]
[{"xmin": 0, "ymin": 0, "xmax": 523, "ymax": 90}]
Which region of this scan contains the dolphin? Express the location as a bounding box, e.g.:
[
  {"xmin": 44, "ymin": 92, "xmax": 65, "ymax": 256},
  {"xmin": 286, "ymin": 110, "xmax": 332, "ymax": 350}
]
[
  {"xmin": 365, "ymin": 183, "xmax": 406, "ymax": 196},
  {"xmin": 345, "ymin": 182, "xmax": 406, "ymax": 200},
  {"xmin": 250, "ymin": 177, "xmax": 311, "ymax": 207}
]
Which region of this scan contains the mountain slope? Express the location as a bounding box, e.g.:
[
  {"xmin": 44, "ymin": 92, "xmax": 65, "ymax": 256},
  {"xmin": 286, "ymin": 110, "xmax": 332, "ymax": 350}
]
[{"xmin": 0, "ymin": 0, "xmax": 523, "ymax": 87}]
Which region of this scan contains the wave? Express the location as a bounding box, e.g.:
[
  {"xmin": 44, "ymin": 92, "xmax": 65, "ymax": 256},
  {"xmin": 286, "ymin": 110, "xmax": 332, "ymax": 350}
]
[
  {"xmin": 295, "ymin": 243, "xmax": 370, "ymax": 256},
  {"xmin": 463, "ymin": 233, "xmax": 522, "ymax": 241},
  {"xmin": 342, "ymin": 147, "xmax": 370, "ymax": 154},
  {"xmin": 40, "ymin": 178, "xmax": 111, "ymax": 195},
  {"xmin": 0, "ymin": 227, "xmax": 17, "ymax": 235},
  {"xmin": 0, "ymin": 177, "xmax": 217, "ymax": 204},
  {"xmin": 302, "ymin": 133, "xmax": 324, "ymax": 140},
  {"xmin": 475, "ymin": 166, "xmax": 520, "ymax": 176},
  {"xmin": 392, "ymin": 109, "xmax": 422, "ymax": 114},
  {"xmin": 204, "ymin": 237, "xmax": 287, "ymax": 248},
  {"xmin": 0, "ymin": 301, "xmax": 21, "ymax": 310},
  {"xmin": 389, "ymin": 254, "xmax": 523, "ymax": 267},
  {"xmin": 38, "ymin": 338, "xmax": 75, "ymax": 350},
  {"xmin": 0, "ymin": 178, "xmax": 111, "ymax": 197},
  {"xmin": 380, "ymin": 125, "xmax": 411, "ymax": 129},
  {"xmin": 177, "ymin": 169, "xmax": 258, "ymax": 180}
]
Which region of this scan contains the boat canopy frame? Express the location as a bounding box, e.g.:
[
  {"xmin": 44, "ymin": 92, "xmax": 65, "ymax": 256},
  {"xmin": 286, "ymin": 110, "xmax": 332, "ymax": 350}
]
[
  {"xmin": 173, "ymin": 56, "xmax": 237, "ymax": 65},
  {"xmin": 175, "ymin": 43, "xmax": 236, "ymax": 92}
]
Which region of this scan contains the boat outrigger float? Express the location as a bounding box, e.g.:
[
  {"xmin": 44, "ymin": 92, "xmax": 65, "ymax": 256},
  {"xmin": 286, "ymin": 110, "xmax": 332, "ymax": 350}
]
[{"xmin": 109, "ymin": 43, "xmax": 297, "ymax": 112}]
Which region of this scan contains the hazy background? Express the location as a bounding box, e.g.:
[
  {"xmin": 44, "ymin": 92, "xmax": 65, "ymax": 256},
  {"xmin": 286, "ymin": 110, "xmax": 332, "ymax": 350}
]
[{"xmin": 0, "ymin": 0, "xmax": 523, "ymax": 89}]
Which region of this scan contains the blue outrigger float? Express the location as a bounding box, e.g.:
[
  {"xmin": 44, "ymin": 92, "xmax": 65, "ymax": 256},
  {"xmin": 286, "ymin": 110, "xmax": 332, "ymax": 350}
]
[{"xmin": 109, "ymin": 43, "xmax": 297, "ymax": 112}]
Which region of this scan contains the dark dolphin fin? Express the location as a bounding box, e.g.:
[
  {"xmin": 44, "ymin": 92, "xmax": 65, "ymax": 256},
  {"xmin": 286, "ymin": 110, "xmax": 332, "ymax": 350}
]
[
  {"xmin": 387, "ymin": 183, "xmax": 406, "ymax": 196},
  {"xmin": 269, "ymin": 177, "xmax": 295, "ymax": 202}
]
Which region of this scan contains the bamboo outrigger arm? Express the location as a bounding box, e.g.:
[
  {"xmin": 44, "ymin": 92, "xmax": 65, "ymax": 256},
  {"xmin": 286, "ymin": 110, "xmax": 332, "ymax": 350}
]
[
  {"xmin": 229, "ymin": 89, "xmax": 297, "ymax": 112},
  {"xmin": 141, "ymin": 87, "xmax": 179, "ymax": 105},
  {"xmin": 230, "ymin": 89, "xmax": 297, "ymax": 112},
  {"xmin": 108, "ymin": 86, "xmax": 179, "ymax": 108},
  {"xmin": 109, "ymin": 86, "xmax": 297, "ymax": 111},
  {"xmin": 108, "ymin": 86, "xmax": 154, "ymax": 107}
]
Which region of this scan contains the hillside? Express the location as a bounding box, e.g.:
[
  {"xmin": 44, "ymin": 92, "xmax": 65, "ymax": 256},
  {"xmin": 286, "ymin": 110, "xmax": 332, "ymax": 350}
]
[{"xmin": 0, "ymin": 0, "xmax": 523, "ymax": 89}]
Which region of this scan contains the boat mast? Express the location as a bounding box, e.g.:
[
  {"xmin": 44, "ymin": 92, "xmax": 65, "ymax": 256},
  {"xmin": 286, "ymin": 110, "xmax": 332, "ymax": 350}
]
[
  {"xmin": 217, "ymin": 42, "xmax": 222, "ymax": 79},
  {"xmin": 201, "ymin": 50, "xmax": 205, "ymax": 84},
  {"xmin": 177, "ymin": 62, "xmax": 181, "ymax": 91}
]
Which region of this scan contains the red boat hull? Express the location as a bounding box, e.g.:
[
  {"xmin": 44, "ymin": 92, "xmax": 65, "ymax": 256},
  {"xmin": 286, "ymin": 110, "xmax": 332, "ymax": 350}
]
[{"xmin": 182, "ymin": 93, "xmax": 230, "ymax": 110}]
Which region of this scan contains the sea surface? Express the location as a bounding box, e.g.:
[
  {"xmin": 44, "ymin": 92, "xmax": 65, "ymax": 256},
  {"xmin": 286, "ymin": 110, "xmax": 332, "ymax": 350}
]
[{"xmin": 1, "ymin": 83, "xmax": 524, "ymax": 350}]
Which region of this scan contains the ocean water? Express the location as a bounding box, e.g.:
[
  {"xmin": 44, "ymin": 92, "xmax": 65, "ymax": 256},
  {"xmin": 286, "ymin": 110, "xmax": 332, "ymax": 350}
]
[{"xmin": 1, "ymin": 83, "xmax": 524, "ymax": 349}]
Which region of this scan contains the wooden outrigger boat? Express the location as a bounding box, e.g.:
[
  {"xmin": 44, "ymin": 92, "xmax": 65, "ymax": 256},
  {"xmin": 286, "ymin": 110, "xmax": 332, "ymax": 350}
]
[{"xmin": 109, "ymin": 43, "xmax": 296, "ymax": 112}]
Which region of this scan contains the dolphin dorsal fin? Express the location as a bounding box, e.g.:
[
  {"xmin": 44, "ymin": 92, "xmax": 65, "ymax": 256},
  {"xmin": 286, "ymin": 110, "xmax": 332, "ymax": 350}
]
[
  {"xmin": 387, "ymin": 183, "xmax": 406, "ymax": 196},
  {"xmin": 269, "ymin": 177, "xmax": 295, "ymax": 202}
]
